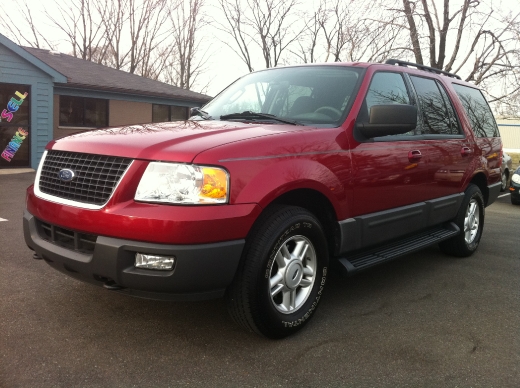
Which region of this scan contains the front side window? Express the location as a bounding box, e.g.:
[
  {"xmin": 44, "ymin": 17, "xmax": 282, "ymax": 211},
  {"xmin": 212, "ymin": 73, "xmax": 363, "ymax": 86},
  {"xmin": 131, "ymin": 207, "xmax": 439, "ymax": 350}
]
[
  {"xmin": 452, "ymin": 84, "xmax": 499, "ymax": 138},
  {"xmin": 358, "ymin": 72, "xmax": 415, "ymax": 136},
  {"xmin": 365, "ymin": 72, "xmax": 411, "ymax": 111},
  {"xmin": 410, "ymin": 76, "xmax": 460, "ymax": 135},
  {"xmin": 202, "ymin": 66, "xmax": 363, "ymax": 126},
  {"xmin": 59, "ymin": 96, "xmax": 108, "ymax": 127}
]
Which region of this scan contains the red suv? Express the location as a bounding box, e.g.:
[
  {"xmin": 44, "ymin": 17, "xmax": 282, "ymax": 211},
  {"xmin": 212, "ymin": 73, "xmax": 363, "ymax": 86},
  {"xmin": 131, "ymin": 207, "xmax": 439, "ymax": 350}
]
[{"xmin": 24, "ymin": 60, "xmax": 502, "ymax": 338}]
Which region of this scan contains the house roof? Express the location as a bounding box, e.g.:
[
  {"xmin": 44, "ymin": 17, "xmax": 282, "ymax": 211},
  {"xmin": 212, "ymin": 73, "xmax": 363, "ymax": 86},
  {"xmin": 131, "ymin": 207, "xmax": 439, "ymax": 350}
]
[
  {"xmin": 23, "ymin": 47, "xmax": 211, "ymax": 103},
  {"xmin": 0, "ymin": 33, "xmax": 67, "ymax": 83}
]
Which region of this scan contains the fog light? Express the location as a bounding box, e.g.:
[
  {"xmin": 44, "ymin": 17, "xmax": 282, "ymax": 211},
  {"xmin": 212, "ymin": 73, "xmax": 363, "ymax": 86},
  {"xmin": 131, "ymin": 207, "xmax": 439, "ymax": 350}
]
[{"xmin": 135, "ymin": 253, "xmax": 175, "ymax": 270}]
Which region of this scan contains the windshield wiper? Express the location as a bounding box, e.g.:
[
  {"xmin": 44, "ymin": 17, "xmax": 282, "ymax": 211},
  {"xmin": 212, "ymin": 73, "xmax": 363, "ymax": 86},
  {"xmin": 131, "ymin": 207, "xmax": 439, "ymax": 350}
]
[
  {"xmin": 220, "ymin": 111, "xmax": 301, "ymax": 125},
  {"xmin": 190, "ymin": 107, "xmax": 212, "ymax": 120}
]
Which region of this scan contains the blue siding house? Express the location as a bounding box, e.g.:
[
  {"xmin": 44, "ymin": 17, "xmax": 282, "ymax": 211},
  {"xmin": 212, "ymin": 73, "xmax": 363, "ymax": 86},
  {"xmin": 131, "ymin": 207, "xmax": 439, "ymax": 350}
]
[{"xmin": 0, "ymin": 33, "xmax": 211, "ymax": 170}]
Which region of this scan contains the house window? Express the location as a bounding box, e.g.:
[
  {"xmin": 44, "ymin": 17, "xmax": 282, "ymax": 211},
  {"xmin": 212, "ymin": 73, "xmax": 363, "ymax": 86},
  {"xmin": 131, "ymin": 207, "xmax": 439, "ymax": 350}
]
[
  {"xmin": 59, "ymin": 96, "xmax": 108, "ymax": 127},
  {"xmin": 152, "ymin": 104, "xmax": 188, "ymax": 122}
]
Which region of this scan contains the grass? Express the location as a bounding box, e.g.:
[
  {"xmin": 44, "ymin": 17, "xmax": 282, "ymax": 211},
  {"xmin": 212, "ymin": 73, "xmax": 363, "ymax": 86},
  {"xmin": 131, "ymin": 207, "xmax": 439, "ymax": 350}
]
[{"xmin": 508, "ymin": 152, "xmax": 520, "ymax": 171}]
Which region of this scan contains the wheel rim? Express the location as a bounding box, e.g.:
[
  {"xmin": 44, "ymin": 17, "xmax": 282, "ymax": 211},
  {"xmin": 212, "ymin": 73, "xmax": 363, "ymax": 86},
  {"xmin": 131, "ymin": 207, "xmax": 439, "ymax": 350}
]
[
  {"xmin": 501, "ymin": 173, "xmax": 507, "ymax": 190},
  {"xmin": 464, "ymin": 199, "xmax": 480, "ymax": 244},
  {"xmin": 268, "ymin": 235, "xmax": 317, "ymax": 314}
]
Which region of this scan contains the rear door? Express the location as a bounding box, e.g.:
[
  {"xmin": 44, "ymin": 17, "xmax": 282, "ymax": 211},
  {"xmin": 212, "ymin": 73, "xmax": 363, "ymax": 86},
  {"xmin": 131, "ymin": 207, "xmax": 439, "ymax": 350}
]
[{"xmin": 408, "ymin": 75, "xmax": 472, "ymax": 198}]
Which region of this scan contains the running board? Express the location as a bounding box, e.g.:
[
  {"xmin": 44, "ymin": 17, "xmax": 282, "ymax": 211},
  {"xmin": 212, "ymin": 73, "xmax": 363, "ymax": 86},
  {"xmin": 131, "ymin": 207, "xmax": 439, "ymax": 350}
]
[{"xmin": 337, "ymin": 222, "xmax": 460, "ymax": 275}]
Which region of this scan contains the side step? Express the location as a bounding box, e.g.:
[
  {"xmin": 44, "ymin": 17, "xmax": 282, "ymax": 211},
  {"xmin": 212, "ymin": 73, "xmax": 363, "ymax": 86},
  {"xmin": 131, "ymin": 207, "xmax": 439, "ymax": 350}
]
[{"xmin": 337, "ymin": 222, "xmax": 459, "ymax": 275}]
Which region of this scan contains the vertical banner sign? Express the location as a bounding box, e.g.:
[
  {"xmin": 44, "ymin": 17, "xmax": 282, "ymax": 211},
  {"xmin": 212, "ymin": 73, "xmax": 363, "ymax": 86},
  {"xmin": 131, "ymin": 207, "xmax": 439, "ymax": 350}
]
[{"xmin": 0, "ymin": 89, "xmax": 29, "ymax": 164}]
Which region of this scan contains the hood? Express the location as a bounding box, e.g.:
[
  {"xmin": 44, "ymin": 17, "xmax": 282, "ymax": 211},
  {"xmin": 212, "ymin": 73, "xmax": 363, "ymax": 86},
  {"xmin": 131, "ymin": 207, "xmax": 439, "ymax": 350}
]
[{"xmin": 49, "ymin": 121, "xmax": 296, "ymax": 162}]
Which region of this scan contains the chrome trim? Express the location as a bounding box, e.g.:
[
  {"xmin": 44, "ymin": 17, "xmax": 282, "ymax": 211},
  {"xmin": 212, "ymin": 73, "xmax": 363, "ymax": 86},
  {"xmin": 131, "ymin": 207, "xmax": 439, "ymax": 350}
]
[{"xmin": 34, "ymin": 150, "xmax": 134, "ymax": 210}]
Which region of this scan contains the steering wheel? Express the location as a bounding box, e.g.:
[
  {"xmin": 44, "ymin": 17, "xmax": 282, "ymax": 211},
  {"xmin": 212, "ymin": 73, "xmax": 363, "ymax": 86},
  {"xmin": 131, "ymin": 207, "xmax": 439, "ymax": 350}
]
[{"xmin": 314, "ymin": 106, "xmax": 342, "ymax": 119}]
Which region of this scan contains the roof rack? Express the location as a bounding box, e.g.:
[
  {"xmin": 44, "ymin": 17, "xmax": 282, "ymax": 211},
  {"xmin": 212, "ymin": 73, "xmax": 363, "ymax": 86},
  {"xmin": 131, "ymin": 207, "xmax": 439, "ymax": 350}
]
[{"xmin": 385, "ymin": 59, "xmax": 461, "ymax": 80}]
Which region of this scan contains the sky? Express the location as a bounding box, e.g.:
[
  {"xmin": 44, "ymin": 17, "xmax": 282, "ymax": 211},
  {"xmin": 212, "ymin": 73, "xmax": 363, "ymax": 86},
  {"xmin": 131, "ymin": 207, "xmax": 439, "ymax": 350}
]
[{"xmin": 1, "ymin": 0, "xmax": 517, "ymax": 101}]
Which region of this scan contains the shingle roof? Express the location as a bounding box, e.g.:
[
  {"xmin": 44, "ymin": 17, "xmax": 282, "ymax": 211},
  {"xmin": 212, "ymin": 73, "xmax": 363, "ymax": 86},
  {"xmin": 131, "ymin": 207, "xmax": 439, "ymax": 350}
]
[{"xmin": 23, "ymin": 47, "xmax": 211, "ymax": 103}]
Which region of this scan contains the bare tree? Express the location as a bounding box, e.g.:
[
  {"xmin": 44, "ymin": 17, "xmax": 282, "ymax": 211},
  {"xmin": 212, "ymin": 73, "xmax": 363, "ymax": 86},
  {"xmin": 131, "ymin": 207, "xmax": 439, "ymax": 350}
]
[
  {"xmin": 215, "ymin": 0, "xmax": 256, "ymax": 72},
  {"xmin": 45, "ymin": 0, "xmax": 108, "ymax": 61},
  {"xmin": 289, "ymin": 3, "xmax": 326, "ymax": 64},
  {"xmin": 395, "ymin": 0, "xmax": 520, "ymax": 100},
  {"xmin": 216, "ymin": 0, "xmax": 303, "ymax": 71},
  {"xmin": 250, "ymin": 0, "xmax": 303, "ymax": 68},
  {"xmin": 289, "ymin": 0, "xmax": 405, "ymax": 64},
  {"xmin": 94, "ymin": 0, "xmax": 128, "ymax": 69},
  {"xmin": 0, "ymin": 0, "xmax": 56, "ymax": 49},
  {"xmin": 165, "ymin": 0, "xmax": 209, "ymax": 90},
  {"xmin": 127, "ymin": 0, "xmax": 170, "ymax": 75}
]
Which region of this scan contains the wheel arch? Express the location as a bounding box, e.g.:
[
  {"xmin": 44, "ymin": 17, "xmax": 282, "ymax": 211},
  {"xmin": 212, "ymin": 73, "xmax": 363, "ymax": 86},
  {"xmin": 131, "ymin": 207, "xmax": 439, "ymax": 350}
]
[
  {"xmin": 265, "ymin": 188, "xmax": 340, "ymax": 258},
  {"xmin": 469, "ymin": 172, "xmax": 489, "ymax": 205}
]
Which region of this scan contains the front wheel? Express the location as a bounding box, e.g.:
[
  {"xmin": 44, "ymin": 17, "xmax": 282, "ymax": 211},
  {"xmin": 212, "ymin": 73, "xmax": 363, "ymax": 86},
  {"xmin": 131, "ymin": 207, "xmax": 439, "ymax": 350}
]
[
  {"xmin": 439, "ymin": 184, "xmax": 485, "ymax": 257},
  {"xmin": 226, "ymin": 206, "xmax": 329, "ymax": 338}
]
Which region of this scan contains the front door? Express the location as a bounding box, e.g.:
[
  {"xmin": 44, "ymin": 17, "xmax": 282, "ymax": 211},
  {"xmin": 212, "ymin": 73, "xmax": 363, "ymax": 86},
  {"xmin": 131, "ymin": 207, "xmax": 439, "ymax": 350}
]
[{"xmin": 351, "ymin": 71, "xmax": 431, "ymax": 216}]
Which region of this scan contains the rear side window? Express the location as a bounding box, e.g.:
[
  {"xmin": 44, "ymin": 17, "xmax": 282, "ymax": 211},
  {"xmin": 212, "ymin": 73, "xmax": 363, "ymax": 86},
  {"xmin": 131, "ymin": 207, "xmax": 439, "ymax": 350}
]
[
  {"xmin": 410, "ymin": 76, "xmax": 460, "ymax": 135},
  {"xmin": 452, "ymin": 84, "xmax": 500, "ymax": 138}
]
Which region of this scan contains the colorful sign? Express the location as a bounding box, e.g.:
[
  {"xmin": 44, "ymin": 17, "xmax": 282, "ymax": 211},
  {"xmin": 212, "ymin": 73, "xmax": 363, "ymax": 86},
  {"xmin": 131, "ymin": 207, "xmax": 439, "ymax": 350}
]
[
  {"xmin": 1, "ymin": 91, "xmax": 29, "ymax": 162},
  {"xmin": 1, "ymin": 91, "xmax": 28, "ymax": 122},
  {"xmin": 1, "ymin": 128, "xmax": 29, "ymax": 162}
]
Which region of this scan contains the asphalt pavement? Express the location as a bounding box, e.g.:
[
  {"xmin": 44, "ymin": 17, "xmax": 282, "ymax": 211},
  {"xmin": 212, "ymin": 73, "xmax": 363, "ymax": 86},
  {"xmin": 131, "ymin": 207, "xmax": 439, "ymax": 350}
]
[{"xmin": 1, "ymin": 172, "xmax": 519, "ymax": 387}]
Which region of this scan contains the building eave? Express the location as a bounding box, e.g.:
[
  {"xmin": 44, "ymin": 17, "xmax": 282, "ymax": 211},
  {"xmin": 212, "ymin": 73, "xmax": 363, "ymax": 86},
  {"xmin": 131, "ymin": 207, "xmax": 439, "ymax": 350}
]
[{"xmin": 0, "ymin": 33, "xmax": 67, "ymax": 83}]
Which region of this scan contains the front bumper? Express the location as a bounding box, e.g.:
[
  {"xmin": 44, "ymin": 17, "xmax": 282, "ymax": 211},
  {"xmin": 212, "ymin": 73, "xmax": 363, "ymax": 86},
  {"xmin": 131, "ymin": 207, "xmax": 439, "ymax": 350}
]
[
  {"xmin": 24, "ymin": 210, "xmax": 245, "ymax": 301},
  {"xmin": 510, "ymin": 182, "xmax": 520, "ymax": 200}
]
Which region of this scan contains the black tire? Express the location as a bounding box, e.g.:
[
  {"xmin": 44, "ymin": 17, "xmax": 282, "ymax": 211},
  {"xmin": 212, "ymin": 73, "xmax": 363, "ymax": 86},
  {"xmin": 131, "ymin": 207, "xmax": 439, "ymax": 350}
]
[
  {"xmin": 226, "ymin": 205, "xmax": 329, "ymax": 339},
  {"xmin": 500, "ymin": 170, "xmax": 509, "ymax": 192},
  {"xmin": 439, "ymin": 184, "xmax": 484, "ymax": 257},
  {"xmin": 512, "ymin": 196, "xmax": 520, "ymax": 205}
]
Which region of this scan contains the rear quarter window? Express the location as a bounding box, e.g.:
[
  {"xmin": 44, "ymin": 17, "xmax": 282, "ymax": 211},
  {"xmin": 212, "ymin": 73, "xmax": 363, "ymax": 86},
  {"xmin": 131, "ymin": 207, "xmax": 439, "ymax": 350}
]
[{"xmin": 452, "ymin": 84, "xmax": 500, "ymax": 138}]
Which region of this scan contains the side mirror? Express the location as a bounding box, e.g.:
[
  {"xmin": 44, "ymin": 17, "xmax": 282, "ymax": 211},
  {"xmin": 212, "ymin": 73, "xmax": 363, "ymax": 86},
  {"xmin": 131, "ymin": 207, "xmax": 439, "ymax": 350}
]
[
  {"xmin": 190, "ymin": 107, "xmax": 201, "ymax": 117},
  {"xmin": 189, "ymin": 107, "xmax": 211, "ymax": 120},
  {"xmin": 356, "ymin": 104, "xmax": 417, "ymax": 138}
]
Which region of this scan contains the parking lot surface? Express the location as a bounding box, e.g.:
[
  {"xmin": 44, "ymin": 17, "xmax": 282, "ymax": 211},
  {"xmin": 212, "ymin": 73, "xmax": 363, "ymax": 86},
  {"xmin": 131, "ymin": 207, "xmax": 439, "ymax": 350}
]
[{"xmin": 1, "ymin": 172, "xmax": 519, "ymax": 387}]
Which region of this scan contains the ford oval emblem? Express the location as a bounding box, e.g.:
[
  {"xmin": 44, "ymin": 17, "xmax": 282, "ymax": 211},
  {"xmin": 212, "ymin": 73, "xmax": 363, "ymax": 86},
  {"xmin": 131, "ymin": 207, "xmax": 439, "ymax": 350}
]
[{"xmin": 58, "ymin": 169, "xmax": 75, "ymax": 182}]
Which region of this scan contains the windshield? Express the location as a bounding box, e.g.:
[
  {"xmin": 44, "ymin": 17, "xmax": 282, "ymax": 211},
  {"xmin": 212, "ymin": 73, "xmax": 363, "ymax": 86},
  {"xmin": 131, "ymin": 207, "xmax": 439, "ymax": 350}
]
[{"xmin": 200, "ymin": 66, "xmax": 363, "ymax": 126}]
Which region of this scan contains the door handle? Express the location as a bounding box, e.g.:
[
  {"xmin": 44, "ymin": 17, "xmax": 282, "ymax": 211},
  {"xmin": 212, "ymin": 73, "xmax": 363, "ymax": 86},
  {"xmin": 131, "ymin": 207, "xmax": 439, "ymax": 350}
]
[
  {"xmin": 461, "ymin": 146, "xmax": 472, "ymax": 156},
  {"xmin": 408, "ymin": 150, "xmax": 422, "ymax": 162}
]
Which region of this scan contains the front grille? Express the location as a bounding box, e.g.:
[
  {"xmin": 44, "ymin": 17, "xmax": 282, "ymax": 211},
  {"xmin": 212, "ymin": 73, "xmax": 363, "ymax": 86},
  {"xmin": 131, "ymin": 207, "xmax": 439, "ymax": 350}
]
[
  {"xmin": 36, "ymin": 219, "xmax": 97, "ymax": 254},
  {"xmin": 39, "ymin": 151, "xmax": 132, "ymax": 205}
]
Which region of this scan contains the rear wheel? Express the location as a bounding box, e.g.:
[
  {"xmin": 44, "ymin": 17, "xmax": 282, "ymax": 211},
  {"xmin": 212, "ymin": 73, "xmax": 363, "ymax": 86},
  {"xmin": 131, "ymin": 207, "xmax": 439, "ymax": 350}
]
[
  {"xmin": 226, "ymin": 206, "xmax": 329, "ymax": 339},
  {"xmin": 439, "ymin": 184, "xmax": 484, "ymax": 257},
  {"xmin": 501, "ymin": 170, "xmax": 509, "ymax": 192}
]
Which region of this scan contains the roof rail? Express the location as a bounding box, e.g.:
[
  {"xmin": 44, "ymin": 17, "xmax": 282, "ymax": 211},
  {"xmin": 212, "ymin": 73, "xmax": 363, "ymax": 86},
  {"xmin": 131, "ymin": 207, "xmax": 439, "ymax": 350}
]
[{"xmin": 385, "ymin": 59, "xmax": 461, "ymax": 80}]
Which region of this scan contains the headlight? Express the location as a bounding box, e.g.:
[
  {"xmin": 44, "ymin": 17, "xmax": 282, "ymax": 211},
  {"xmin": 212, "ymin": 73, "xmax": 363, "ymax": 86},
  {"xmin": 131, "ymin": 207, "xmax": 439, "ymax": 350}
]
[
  {"xmin": 135, "ymin": 162, "xmax": 229, "ymax": 204},
  {"xmin": 512, "ymin": 173, "xmax": 520, "ymax": 184}
]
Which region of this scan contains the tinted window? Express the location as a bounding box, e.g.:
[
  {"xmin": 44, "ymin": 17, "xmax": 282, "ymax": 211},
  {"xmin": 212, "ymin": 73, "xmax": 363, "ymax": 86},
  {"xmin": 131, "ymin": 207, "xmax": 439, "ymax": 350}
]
[
  {"xmin": 152, "ymin": 104, "xmax": 170, "ymax": 122},
  {"xmin": 171, "ymin": 106, "xmax": 188, "ymax": 120},
  {"xmin": 452, "ymin": 84, "xmax": 499, "ymax": 137},
  {"xmin": 410, "ymin": 76, "xmax": 460, "ymax": 135},
  {"xmin": 359, "ymin": 72, "xmax": 414, "ymax": 136},
  {"xmin": 152, "ymin": 104, "xmax": 189, "ymax": 122},
  {"xmin": 60, "ymin": 96, "xmax": 108, "ymax": 127},
  {"xmin": 365, "ymin": 72, "xmax": 410, "ymax": 110},
  {"xmin": 202, "ymin": 66, "xmax": 363, "ymax": 126}
]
